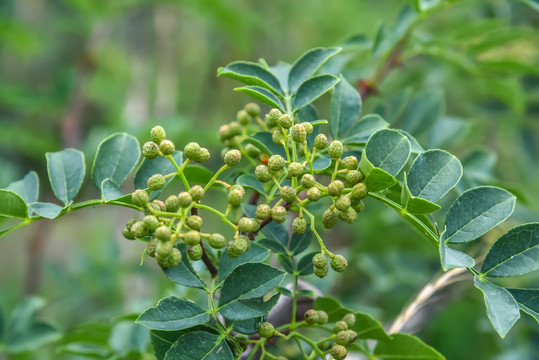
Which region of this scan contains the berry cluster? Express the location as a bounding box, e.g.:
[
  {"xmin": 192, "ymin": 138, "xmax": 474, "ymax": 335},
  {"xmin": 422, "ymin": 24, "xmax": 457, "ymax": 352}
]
[{"xmin": 305, "ymin": 310, "xmax": 358, "ymax": 360}]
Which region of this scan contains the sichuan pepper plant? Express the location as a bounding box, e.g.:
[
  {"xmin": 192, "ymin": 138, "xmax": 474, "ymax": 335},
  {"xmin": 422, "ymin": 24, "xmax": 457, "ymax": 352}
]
[{"xmin": 1, "ymin": 47, "xmax": 538, "ymax": 360}]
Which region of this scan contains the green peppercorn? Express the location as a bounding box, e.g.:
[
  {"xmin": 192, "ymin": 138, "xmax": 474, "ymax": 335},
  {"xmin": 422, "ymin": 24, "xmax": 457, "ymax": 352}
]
[
  {"xmin": 184, "ymin": 142, "xmax": 201, "ymax": 161},
  {"xmin": 345, "ymin": 330, "xmax": 358, "ymax": 344},
  {"xmin": 188, "ymin": 244, "xmax": 203, "ymax": 261},
  {"xmin": 301, "ymin": 174, "xmax": 316, "ymax": 188},
  {"xmin": 131, "ymin": 221, "xmax": 147, "ymax": 238},
  {"xmin": 168, "ymin": 248, "xmax": 182, "ymax": 267},
  {"xmin": 238, "ymin": 217, "xmax": 252, "ymax": 233},
  {"xmin": 228, "ymin": 188, "xmax": 244, "ymax": 207},
  {"xmin": 272, "ymin": 129, "xmax": 284, "ymax": 144},
  {"xmin": 196, "ymin": 147, "xmax": 210, "ymax": 162},
  {"xmin": 335, "ymin": 331, "xmax": 350, "ymax": 346},
  {"xmin": 155, "ymin": 226, "xmax": 171, "ymax": 241},
  {"xmin": 271, "ymin": 205, "xmax": 287, "ymax": 223},
  {"xmin": 122, "ymin": 227, "xmax": 135, "ymax": 240},
  {"xmin": 342, "ymin": 313, "xmax": 356, "ymax": 327},
  {"xmin": 144, "ymin": 202, "xmax": 161, "ymax": 215},
  {"xmin": 291, "ymin": 123, "xmax": 307, "ymax": 143},
  {"xmin": 165, "ymin": 195, "xmax": 180, "ymax": 212},
  {"xmin": 328, "ymin": 140, "xmax": 344, "ymax": 159},
  {"xmin": 189, "ymin": 185, "xmax": 205, "ymax": 202},
  {"xmin": 306, "ymin": 186, "xmax": 321, "ymax": 202},
  {"xmin": 226, "ymin": 236, "xmax": 249, "ymax": 258},
  {"xmin": 152, "ymin": 199, "xmax": 167, "ymax": 212},
  {"xmin": 150, "ymin": 126, "xmax": 166, "ymax": 144},
  {"xmin": 256, "ymin": 204, "xmax": 271, "ymax": 220},
  {"xmin": 143, "ymin": 215, "xmax": 160, "ymax": 233},
  {"xmin": 266, "ymin": 108, "xmax": 282, "ymax": 127},
  {"xmin": 257, "ymin": 322, "xmax": 275, "ymax": 338},
  {"xmin": 322, "ymin": 208, "xmax": 338, "ymax": 229},
  {"xmin": 208, "ymin": 233, "xmax": 226, "ymax": 249},
  {"xmin": 314, "ymin": 134, "xmax": 328, "ymax": 149},
  {"xmin": 316, "ymin": 311, "xmax": 328, "ymax": 324},
  {"xmin": 352, "ymin": 199, "xmax": 365, "ymax": 213},
  {"xmin": 178, "ymin": 192, "xmax": 193, "ymax": 208},
  {"xmin": 230, "ymin": 184, "xmax": 245, "ymax": 196},
  {"xmin": 244, "ymin": 102, "xmax": 260, "ymax": 117},
  {"xmin": 287, "ymin": 162, "xmax": 303, "ymax": 178},
  {"xmin": 301, "ymin": 122, "xmax": 313, "ymax": 135},
  {"xmin": 341, "ymin": 155, "xmax": 358, "ymax": 170},
  {"xmin": 338, "ymin": 207, "xmax": 357, "ymax": 223},
  {"xmin": 280, "ymin": 186, "xmax": 297, "ymax": 203},
  {"xmin": 346, "ymin": 170, "xmax": 364, "ymax": 185},
  {"xmin": 304, "ymin": 309, "xmax": 319, "ymax": 324},
  {"xmin": 334, "ymin": 321, "xmax": 348, "ymax": 333},
  {"xmin": 268, "ymin": 155, "xmax": 285, "ymax": 171},
  {"xmin": 314, "ymin": 265, "xmax": 329, "ymax": 278},
  {"xmin": 219, "ymin": 124, "xmax": 232, "ymax": 141},
  {"xmin": 142, "ymin": 141, "xmax": 159, "ymax": 159},
  {"xmin": 132, "ymin": 189, "xmax": 149, "ymax": 207},
  {"xmin": 237, "ymin": 109, "xmax": 250, "ymax": 126},
  {"xmin": 335, "ymin": 195, "xmax": 351, "ymax": 211},
  {"xmin": 186, "ymin": 215, "xmax": 203, "ymax": 231},
  {"xmin": 228, "ymin": 121, "xmax": 242, "ymax": 137},
  {"xmin": 312, "ymin": 253, "xmax": 327, "ymax": 268},
  {"xmin": 331, "ymin": 254, "xmax": 348, "ymax": 272},
  {"xmin": 245, "ymin": 143, "xmax": 261, "ymax": 157},
  {"xmin": 330, "ymin": 344, "xmax": 347, "ymax": 360},
  {"xmin": 159, "ymin": 140, "xmax": 175, "ymax": 156},
  {"xmin": 224, "ymin": 149, "xmax": 241, "ymax": 166},
  {"xmin": 328, "ymin": 180, "xmax": 344, "ymax": 196},
  {"xmin": 351, "ymin": 183, "xmax": 368, "ymax": 199},
  {"xmin": 146, "ymin": 237, "xmax": 159, "ymax": 257},
  {"xmin": 278, "ymin": 114, "xmax": 293, "ymax": 129},
  {"xmin": 184, "ymin": 230, "xmax": 201, "ymax": 246},
  {"xmin": 255, "ymin": 165, "xmax": 273, "ymax": 182},
  {"xmin": 292, "ymin": 217, "xmax": 307, "ymax": 234},
  {"xmin": 157, "ymin": 241, "xmax": 173, "ymax": 258}
]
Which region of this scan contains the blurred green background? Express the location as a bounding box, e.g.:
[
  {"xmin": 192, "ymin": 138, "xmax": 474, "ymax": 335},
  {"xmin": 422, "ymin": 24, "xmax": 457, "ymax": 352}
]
[{"xmin": 0, "ymin": 0, "xmax": 538, "ymax": 359}]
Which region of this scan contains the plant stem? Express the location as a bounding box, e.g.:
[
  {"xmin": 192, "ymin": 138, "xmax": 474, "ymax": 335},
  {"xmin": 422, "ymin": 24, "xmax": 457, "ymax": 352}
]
[{"xmin": 204, "ymin": 164, "xmax": 230, "ymax": 192}]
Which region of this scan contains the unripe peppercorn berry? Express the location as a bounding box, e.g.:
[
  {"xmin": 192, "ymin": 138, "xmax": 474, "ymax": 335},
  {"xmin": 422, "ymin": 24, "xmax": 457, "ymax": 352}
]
[
  {"xmin": 196, "ymin": 148, "xmax": 210, "ymax": 162},
  {"xmin": 341, "ymin": 156, "xmax": 358, "ymax": 170},
  {"xmin": 352, "ymin": 199, "xmax": 365, "ymax": 213},
  {"xmin": 338, "ymin": 207, "xmax": 357, "ymax": 224},
  {"xmin": 278, "ymin": 114, "xmax": 293, "ymax": 129},
  {"xmin": 178, "ymin": 192, "xmax": 193, "ymax": 208},
  {"xmin": 257, "ymin": 322, "xmax": 275, "ymax": 338},
  {"xmin": 230, "ymin": 184, "xmax": 245, "ymax": 196},
  {"xmin": 237, "ymin": 109, "xmax": 250, "ymax": 126},
  {"xmin": 292, "ymin": 217, "xmax": 307, "ymax": 234},
  {"xmin": 312, "ymin": 253, "xmax": 327, "ymax": 268},
  {"xmin": 145, "ymin": 202, "xmax": 161, "ymax": 215},
  {"xmin": 152, "ymin": 199, "xmax": 167, "ymax": 212},
  {"xmin": 143, "ymin": 215, "xmax": 160, "ymax": 233},
  {"xmin": 184, "ymin": 142, "xmax": 200, "ymax": 161},
  {"xmin": 168, "ymin": 248, "xmax": 182, "ymax": 267},
  {"xmin": 287, "ymin": 162, "xmax": 303, "ymax": 178},
  {"xmin": 346, "ymin": 330, "xmax": 358, "ymax": 344},
  {"xmin": 229, "ymin": 122, "xmax": 242, "ymax": 137},
  {"xmin": 314, "ymin": 265, "xmax": 329, "ymax": 278},
  {"xmin": 224, "ymin": 149, "xmax": 241, "ymax": 166},
  {"xmin": 322, "ymin": 209, "xmax": 338, "ymax": 229},
  {"xmin": 147, "ymin": 174, "xmax": 166, "ymax": 191},
  {"xmin": 316, "ymin": 311, "xmax": 329, "ymax": 325},
  {"xmin": 150, "ymin": 126, "xmax": 166, "ymax": 144},
  {"xmin": 301, "ymin": 174, "xmax": 316, "ymax": 188},
  {"xmin": 157, "ymin": 241, "xmax": 173, "ymax": 258},
  {"xmin": 227, "ymin": 189, "xmax": 244, "ymax": 207},
  {"xmin": 330, "ymin": 345, "xmax": 347, "ymax": 360},
  {"xmin": 342, "ymin": 313, "xmax": 356, "ymax": 327},
  {"xmin": 142, "ymin": 141, "xmax": 159, "ymax": 159},
  {"xmin": 272, "ymin": 129, "xmax": 284, "ymax": 144},
  {"xmin": 291, "ymin": 124, "xmax": 306, "ymax": 143},
  {"xmin": 328, "ymin": 180, "xmax": 344, "ymax": 196},
  {"xmin": 208, "ymin": 233, "xmax": 226, "ymax": 249},
  {"xmin": 331, "ymin": 254, "xmax": 348, "ymax": 272},
  {"xmin": 301, "ymin": 122, "xmax": 313, "ymax": 135},
  {"xmin": 256, "ymin": 204, "xmax": 271, "ymax": 220},
  {"xmin": 304, "ymin": 309, "xmax": 319, "ymax": 324},
  {"xmin": 132, "ymin": 222, "xmax": 147, "ymax": 238},
  {"xmin": 245, "ymin": 144, "xmax": 261, "ymax": 157},
  {"xmin": 255, "ymin": 165, "xmax": 273, "ymax": 183},
  {"xmin": 335, "ymin": 195, "xmax": 351, "ymax": 211},
  {"xmin": 244, "ymin": 102, "xmax": 260, "ymax": 117},
  {"xmin": 132, "ymin": 189, "xmax": 149, "ymax": 207},
  {"xmin": 346, "ymin": 170, "xmax": 364, "ymax": 185},
  {"xmin": 146, "ymin": 238, "xmax": 159, "ymax": 257},
  {"xmin": 219, "ymin": 124, "xmax": 232, "ymax": 141},
  {"xmin": 314, "ymin": 134, "xmax": 328, "ymax": 149},
  {"xmin": 155, "ymin": 226, "xmax": 171, "ymax": 241},
  {"xmin": 268, "ymin": 155, "xmax": 285, "ymax": 171},
  {"xmin": 271, "ymin": 206, "xmax": 287, "ymax": 223},
  {"xmin": 159, "ymin": 140, "xmax": 175, "ymax": 156},
  {"xmin": 238, "ymin": 217, "xmax": 253, "ymax": 233},
  {"xmin": 334, "ymin": 321, "xmax": 348, "ymax": 333},
  {"xmin": 226, "ymin": 237, "xmax": 248, "ymax": 258},
  {"xmin": 351, "ymin": 183, "xmax": 368, "ymax": 199},
  {"xmin": 122, "ymin": 227, "xmax": 135, "ymax": 240},
  {"xmin": 188, "ymin": 244, "xmax": 203, "ymax": 261},
  {"xmin": 280, "ymin": 186, "xmax": 296, "ymax": 203},
  {"xmin": 266, "ymin": 108, "xmax": 282, "ymax": 127},
  {"xmin": 335, "ymin": 331, "xmax": 350, "ymax": 346},
  {"xmin": 189, "ymin": 185, "xmax": 204, "ymax": 202},
  {"xmin": 165, "ymin": 195, "xmax": 180, "ymax": 212},
  {"xmin": 186, "ymin": 215, "xmax": 203, "ymax": 231},
  {"xmin": 126, "ymin": 217, "xmax": 138, "ymax": 230},
  {"xmin": 306, "ymin": 187, "xmax": 321, "ymax": 202},
  {"xmin": 328, "ymin": 140, "xmax": 344, "ymax": 159}
]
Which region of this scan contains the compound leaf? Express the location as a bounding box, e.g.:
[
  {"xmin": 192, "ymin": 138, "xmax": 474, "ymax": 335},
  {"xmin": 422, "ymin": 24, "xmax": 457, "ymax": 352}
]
[
  {"xmin": 218, "ymin": 244, "xmax": 270, "ymax": 284},
  {"xmin": 288, "ymin": 47, "xmax": 341, "ymax": 93},
  {"xmin": 341, "ymin": 114, "xmax": 389, "ymax": 145}
]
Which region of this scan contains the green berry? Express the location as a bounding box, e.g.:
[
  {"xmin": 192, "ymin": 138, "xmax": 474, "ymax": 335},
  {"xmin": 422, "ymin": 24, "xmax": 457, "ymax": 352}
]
[
  {"xmin": 132, "ymin": 189, "xmax": 149, "ymax": 207},
  {"xmin": 314, "ymin": 264, "xmax": 329, "ymax": 278},
  {"xmin": 268, "ymin": 155, "xmax": 285, "ymax": 171},
  {"xmin": 147, "ymin": 174, "xmax": 166, "ymax": 191},
  {"xmin": 304, "ymin": 309, "xmax": 319, "ymax": 324},
  {"xmin": 291, "ymin": 124, "xmax": 306, "ymax": 143},
  {"xmin": 227, "ymin": 188, "xmax": 244, "ymax": 207},
  {"xmin": 126, "ymin": 217, "xmax": 138, "ymax": 230},
  {"xmin": 255, "ymin": 165, "xmax": 273, "ymax": 182},
  {"xmin": 351, "ymin": 183, "xmax": 368, "ymax": 199},
  {"xmin": 314, "ymin": 134, "xmax": 328, "ymax": 149},
  {"xmin": 238, "ymin": 217, "xmax": 252, "ymax": 233},
  {"xmin": 144, "ymin": 202, "xmax": 161, "ymax": 215},
  {"xmin": 152, "ymin": 200, "xmax": 167, "ymax": 212},
  {"xmin": 292, "ymin": 217, "xmax": 307, "ymax": 234},
  {"xmin": 257, "ymin": 322, "xmax": 275, "ymax": 338},
  {"xmin": 352, "ymin": 199, "xmax": 365, "ymax": 213},
  {"xmin": 301, "ymin": 174, "xmax": 316, "ymax": 188},
  {"xmin": 306, "ymin": 186, "xmax": 321, "ymax": 202},
  {"xmin": 208, "ymin": 233, "xmax": 226, "ymax": 249},
  {"xmin": 322, "ymin": 208, "xmax": 338, "ymax": 229},
  {"xmin": 155, "ymin": 226, "xmax": 172, "ymax": 241},
  {"xmin": 229, "ymin": 122, "xmax": 242, "ymax": 137},
  {"xmin": 287, "ymin": 162, "xmax": 303, "ymax": 178},
  {"xmin": 143, "ymin": 215, "xmax": 160, "ymax": 233},
  {"xmin": 330, "ymin": 344, "xmax": 347, "ymax": 360},
  {"xmin": 331, "ymin": 254, "xmax": 348, "ymax": 272},
  {"xmin": 186, "ymin": 215, "xmax": 203, "ymax": 231},
  {"xmin": 328, "ymin": 140, "xmax": 344, "ymax": 159},
  {"xmin": 196, "ymin": 147, "xmax": 210, "ymax": 162},
  {"xmin": 189, "ymin": 185, "xmax": 205, "ymax": 202},
  {"xmin": 338, "ymin": 207, "xmax": 357, "ymax": 223},
  {"xmin": 301, "ymin": 122, "xmax": 313, "ymax": 135},
  {"xmin": 256, "ymin": 204, "xmax": 271, "ymax": 220},
  {"xmin": 184, "ymin": 142, "xmax": 201, "ymax": 161},
  {"xmin": 226, "ymin": 236, "xmax": 249, "ymax": 258},
  {"xmin": 278, "ymin": 114, "xmax": 293, "ymax": 129},
  {"xmin": 150, "ymin": 126, "xmax": 166, "ymax": 144},
  {"xmin": 224, "ymin": 149, "xmax": 241, "ymax": 166},
  {"xmin": 345, "ymin": 330, "xmax": 357, "ymax": 344},
  {"xmin": 168, "ymin": 248, "xmax": 182, "ymax": 267},
  {"xmin": 159, "ymin": 140, "xmax": 175, "ymax": 156},
  {"xmin": 219, "ymin": 124, "xmax": 232, "ymax": 141},
  {"xmin": 131, "ymin": 221, "xmax": 147, "ymax": 238},
  {"xmin": 271, "ymin": 205, "xmax": 287, "ymax": 223},
  {"xmin": 312, "ymin": 253, "xmax": 327, "ymax": 268},
  {"xmin": 341, "ymin": 156, "xmax": 358, "ymax": 170},
  {"xmin": 342, "ymin": 313, "xmax": 356, "ymax": 327},
  {"xmin": 164, "ymin": 195, "xmax": 179, "ymax": 212},
  {"xmin": 178, "ymin": 192, "xmax": 193, "ymax": 208},
  {"xmin": 316, "ymin": 311, "xmax": 328, "ymax": 325},
  {"xmin": 245, "ymin": 144, "xmax": 261, "ymax": 157},
  {"xmin": 188, "ymin": 244, "xmax": 203, "ymax": 261},
  {"xmin": 335, "ymin": 195, "xmax": 351, "ymax": 211},
  {"xmin": 266, "ymin": 108, "xmax": 282, "ymax": 127},
  {"xmin": 237, "ymin": 109, "xmax": 250, "ymax": 126},
  {"xmin": 328, "ymin": 180, "xmax": 344, "ymax": 196},
  {"xmin": 184, "ymin": 230, "xmax": 201, "ymax": 246},
  {"xmin": 335, "ymin": 331, "xmax": 349, "ymax": 346},
  {"xmin": 245, "ymin": 102, "xmax": 260, "ymax": 117},
  {"xmin": 230, "ymin": 184, "xmax": 245, "ymax": 196},
  {"xmin": 334, "ymin": 321, "xmax": 348, "ymax": 333},
  {"xmin": 122, "ymin": 227, "xmax": 135, "ymax": 240},
  {"xmin": 142, "ymin": 141, "xmax": 159, "ymax": 159},
  {"xmin": 280, "ymin": 186, "xmax": 297, "ymax": 203},
  {"xmin": 146, "ymin": 237, "xmax": 159, "ymax": 257},
  {"xmin": 346, "ymin": 170, "xmax": 364, "ymax": 185},
  {"xmin": 272, "ymin": 129, "xmax": 284, "ymax": 144},
  {"xmin": 157, "ymin": 241, "xmax": 173, "ymax": 258}
]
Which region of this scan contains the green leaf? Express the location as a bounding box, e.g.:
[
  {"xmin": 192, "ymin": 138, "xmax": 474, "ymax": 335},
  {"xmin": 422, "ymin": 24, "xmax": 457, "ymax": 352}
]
[
  {"xmin": 183, "ymin": 164, "xmax": 214, "ymax": 185},
  {"xmin": 442, "ymin": 186, "xmax": 516, "ymax": 244},
  {"xmin": 163, "ymin": 331, "xmax": 233, "ymax": 360},
  {"xmin": 56, "ymin": 343, "xmax": 110, "ymax": 358},
  {"xmin": 6, "ymin": 171, "xmax": 39, "ymax": 206},
  {"xmin": 218, "ymin": 243, "xmax": 270, "ymax": 284},
  {"xmin": 341, "ymin": 114, "xmax": 389, "ymax": 145},
  {"xmin": 481, "ymin": 223, "xmax": 539, "ymax": 278},
  {"xmin": 235, "ymin": 86, "xmax": 285, "ymax": 111},
  {"xmin": 0, "ymin": 190, "xmax": 28, "ymax": 219},
  {"xmin": 330, "ymin": 75, "xmax": 361, "ymax": 139},
  {"xmin": 401, "ymin": 90, "xmax": 445, "ymax": 136},
  {"xmin": 429, "ymin": 117, "xmax": 471, "ymax": 149},
  {"xmin": 439, "ymin": 239, "xmax": 475, "ymax": 271},
  {"xmin": 269, "ymin": 61, "xmax": 291, "ymax": 91},
  {"xmin": 135, "ymin": 151, "xmax": 182, "ymax": 199},
  {"xmin": 291, "ymin": 74, "xmax": 340, "ymax": 112},
  {"xmin": 507, "ymin": 288, "xmax": 539, "ymax": 323},
  {"xmin": 28, "ymin": 202, "xmax": 64, "ymax": 219},
  {"xmin": 218, "ymin": 61, "xmax": 283, "ymax": 95},
  {"xmin": 406, "ymin": 150, "xmax": 462, "ymax": 203},
  {"xmin": 277, "ymin": 253, "xmax": 295, "ymax": 273},
  {"xmin": 311, "ymin": 156, "xmax": 332, "ymax": 171},
  {"xmin": 474, "ymin": 276, "xmax": 520, "ymax": 338},
  {"xmin": 364, "ymin": 167, "xmax": 397, "ymax": 192},
  {"xmin": 92, "ymin": 133, "xmax": 140, "ymax": 190},
  {"xmin": 374, "ymin": 333, "xmax": 445, "ymax": 359},
  {"xmin": 164, "ymin": 244, "xmax": 208, "ymax": 290},
  {"xmin": 219, "ymin": 293, "xmax": 280, "ymax": 321},
  {"xmin": 244, "ymin": 132, "xmax": 287, "ymax": 157},
  {"xmin": 100, "ymin": 178, "xmax": 125, "ymax": 201},
  {"xmin": 297, "ymin": 252, "xmax": 317, "ymax": 275},
  {"xmin": 258, "ymin": 238, "xmax": 288, "ymax": 254},
  {"xmin": 288, "ymin": 47, "xmax": 341, "ymax": 94},
  {"xmin": 363, "ymin": 129, "xmax": 411, "ymax": 176},
  {"xmin": 46, "ymin": 149, "xmax": 85, "ymax": 205},
  {"xmin": 402, "ymin": 172, "xmax": 441, "ymax": 215},
  {"xmin": 400, "ymin": 130, "xmax": 425, "ymax": 154},
  {"xmin": 150, "ymin": 325, "xmax": 217, "ymax": 360},
  {"xmin": 414, "ymin": 0, "xmax": 442, "ymax": 12},
  {"xmin": 289, "ymin": 229, "xmax": 313, "ymax": 255},
  {"xmin": 136, "ymin": 296, "xmax": 209, "ymax": 331},
  {"xmin": 236, "ymin": 174, "xmax": 268, "ymax": 197},
  {"xmin": 109, "ymin": 321, "xmax": 149, "ymax": 356},
  {"xmin": 218, "ymin": 263, "xmax": 285, "ymax": 309},
  {"xmin": 5, "ymin": 322, "xmax": 61, "ymax": 354}
]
